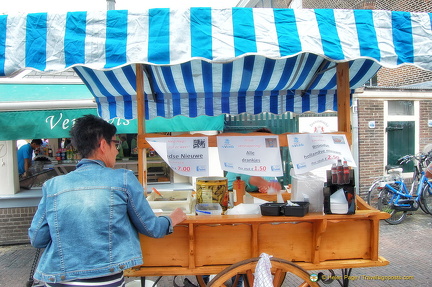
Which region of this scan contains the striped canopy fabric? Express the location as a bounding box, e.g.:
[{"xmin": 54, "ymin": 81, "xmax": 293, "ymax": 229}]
[{"xmin": 1, "ymin": 8, "xmax": 432, "ymax": 120}]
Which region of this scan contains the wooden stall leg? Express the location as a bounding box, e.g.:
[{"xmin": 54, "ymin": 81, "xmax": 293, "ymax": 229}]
[{"xmin": 140, "ymin": 276, "xmax": 146, "ymax": 287}]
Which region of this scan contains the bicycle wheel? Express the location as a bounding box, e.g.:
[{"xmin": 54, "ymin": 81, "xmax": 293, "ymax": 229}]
[
  {"xmin": 207, "ymin": 257, "xmax": 319, "ymax": 287},
  {"xmin": 367, "ymin": 182, "xmax": 381, "ymax": 209},
  {"xmin": 377, "ymin": 188, "xmax": 407, "ymax": 225},
  {"xmin": 421, "ymin": 183, "xmax": 432, "ymax": 214}
]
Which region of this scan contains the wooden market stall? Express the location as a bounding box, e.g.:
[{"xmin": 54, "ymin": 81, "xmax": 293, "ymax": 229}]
[{"xmin": 2, "ymin": 7, "xmax": 431, "ymax": 286}]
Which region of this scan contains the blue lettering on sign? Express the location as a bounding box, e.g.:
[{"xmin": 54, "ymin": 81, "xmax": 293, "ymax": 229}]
[{"xmin": 296, "ymin": 163, "xmax": 307, "ymax": 169}]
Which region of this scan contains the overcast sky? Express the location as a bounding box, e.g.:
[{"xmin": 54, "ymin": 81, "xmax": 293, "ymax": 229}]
[{"xmin": 1, "ymin": 0, "xmax": 241, "ymax": 13}]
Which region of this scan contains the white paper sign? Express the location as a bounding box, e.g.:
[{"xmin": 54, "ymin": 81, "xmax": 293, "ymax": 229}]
[
  {"xmin": 217, "ymin": 136, "xmax": 283, "ymax": 176},
  {"xmin": 288, "ymin": 134, "xmax": 356, "ymax": 175},
  {"xmin": 146, "ymin": 137, "xmax": 209, "ymax": 177}
]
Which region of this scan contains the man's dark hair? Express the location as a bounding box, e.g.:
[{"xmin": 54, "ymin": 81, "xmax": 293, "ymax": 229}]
[
  {"xmin": 31, "ymin": 139, "xmax": 43, "ymax": 146},
  {"xmin": 70, "ymin": 115, "xmax": 117, "ymax": 158}
]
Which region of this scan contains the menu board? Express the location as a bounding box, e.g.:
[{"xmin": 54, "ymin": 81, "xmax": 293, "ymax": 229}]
[
  {"xmin": 146, "ymin": 137, "xmax": 209, "ymax": 177},
  {"xmin": 288, "ymin": 133, "xmax": 356, "ymax": 175},
  {"xmin": 217, "ymin": 136, "xmax": 283, "ymax": 177}
]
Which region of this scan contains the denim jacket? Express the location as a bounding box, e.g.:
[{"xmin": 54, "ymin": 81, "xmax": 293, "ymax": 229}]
[{"xmin": 28, "ymin": 159, "xmax": 173, "ymax": 283}]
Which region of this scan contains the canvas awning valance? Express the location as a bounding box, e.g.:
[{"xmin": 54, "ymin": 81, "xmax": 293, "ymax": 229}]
[{"xmin": 1, "ymin": 8, "xmax": 431, "ymax": 120}]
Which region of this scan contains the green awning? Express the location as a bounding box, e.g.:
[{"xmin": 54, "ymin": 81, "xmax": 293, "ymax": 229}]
[
  {"xmin": 0, "ymin": 109, "xmax": 224, "ymax": 140},
  {"xmin": 0, "ymin": 84, "xmax": 225, "ymax": 140}
]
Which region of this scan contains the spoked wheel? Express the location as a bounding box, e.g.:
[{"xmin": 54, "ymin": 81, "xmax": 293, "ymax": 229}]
[
  {"xmin": 421, "ymin": 183, "xmax": 432, "ymax": 214},
  {"xmin": 377, "ymin": 188, "xmax": 407, "ymax": 225},
  {"xmin": 207, "ymin": 257, "xmax": 319, "ymax": 287},
  {"xmin": 367, "ymin": 183, "xmax": 381, "ymax": 209}
]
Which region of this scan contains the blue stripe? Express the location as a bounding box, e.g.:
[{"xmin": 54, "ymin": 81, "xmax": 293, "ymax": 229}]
[
  {"xmin": 285, "ymin": 90, "xmax": 295, "ymax": 112},
  {"xmin": 201, "ymin": 61, "xmax": 214, "ymax": 116},
  {"xmin": 81, "ymin": 67, "xmax": 118, "ymax": 118},
  {"xmin": 292, "ymin": 54, "xmax": 319, "ymax": 89},
  {"xmin": 254, "ymin": 91, "xmax": 263, "ymax": 114},
  {"xmin": 26, "ymin": 13, "xmax": 47, "ymax": 71},
  {"xmin": 392, "ymin": 11, "xmax": 414, "ymax": 65},
  {"xmin": 274, "ymin": 9, "xmax": 301, "ymax": 57},
  {"xmin": 237, "ymin": 56, "xmax": 254, "ymax": 113},
  {"xmin": 122, "ymin": 65, "xmax": 137, "ymax": 90},
  {"xmin": 104, "ymin": 70, "xmax": 133, "ymax": 119},
  {"xmin": 333, "ymin": 93, "xmax": 338, "ymax": 111},
  {"xmin": 190, "ymin": 7, "xmax": 212, "ymax": 59},
  {"xmin": 181, "ymin": 62, "xmax": 198, "ymax": 117},
  {"xmin": 257, "ymin": 58, "xmax": 275, "ymax": 91},
  {"xmin": 160, "ymin": 66, "xmax": 181, "ymax": 115},
  {"xmin": 349, "ymin": 59, "xmax": 375, "ymax": 87},
  {"xmin": 148, "ymin": 8, "xmax": 170, "ymax": 64},
  {"xmin": 317, "ymin": 91, "xmax": 327, "ymax": 112},
  {"xmin": 65, "ymin": 12, "xmax": 86, "ymax": 67},
  {"xmin": 302, "ymin": 93, "xmax": 310, "ymax": 113},
  {"xmin": 315, "ymin": 9, "xmax": 344, "ymax": 60},
  {"xmin": 0, "ymin": 15, "xmax": 6, "ymax": 76},
  {"xmin": 269, "ymin": 91, "xmax": 278, "ymax": 114},
  {"xmin": 105, "ymin": 10, "xmax": 128, "ymax": 69},
  {"xmin": 221, "ymin": 62, "xmax": 233, "ymax": 114},
  {"xmin": 354, "ymin": 10, "xmax": 380, "ymax": 60},
  {"xmin": 232, "ymin": 8, "xmax": 257, "ymax": 56}
]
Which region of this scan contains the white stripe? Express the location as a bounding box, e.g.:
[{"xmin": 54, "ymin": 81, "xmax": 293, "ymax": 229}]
[
  {"xmin": 334, "ymin": 9, "xmax": 361, "ymax": 60},
  {"xmin": 212, "ymin": 8, "xmax": 236, "ymax": 62},
  {"xmin": 190, "ymin": 60, "xmax": 204, "ymax": 93},
  {"xmin": 46, "ymin": 13, "xmax": 66, "ymax": 72},
  {"xmin": 126, "ymin": 12, "xmax": 150, "ymax": 63},
  {"xmin": 168, "ymin": 64, "xmax": 188, "ymax": 94},
  {"xmin": 4, "ymin": 13, "xmax": 27, "ymax": 75},
  {"xmin": 229, "ymin": 57, "xmax": 245, "ymax": 95},
  {"xmin": 84, "ymin": 11, "xmax": 107, "ymax": 69},
  {"xmin": 253, "ymin": 9, "xmax": 280, "ymax": 58},
  {"xmin": 294, "ymin": 9, "xmax": 324, "ymax": 57},
  {"xmin": 411, "ymin": 13, "xmax": 432, "ymax": 71},
  {"xmin": 169, "ymin": 9, "xmax": 192, "ymax": 64},
  {"xmin": 372, "ymin": 10, "xmax": 398, "ymax": 67}
]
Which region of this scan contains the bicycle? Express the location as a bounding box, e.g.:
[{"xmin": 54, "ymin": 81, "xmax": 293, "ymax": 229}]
[{"xmin": 367, "ymin": 152, "xmax": 432, "ymax": 224}]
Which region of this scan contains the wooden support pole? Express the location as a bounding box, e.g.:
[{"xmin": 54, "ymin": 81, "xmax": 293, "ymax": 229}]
[
  {"xmin": 336, "ymin": 62, "xmax": 352, "ymax": 144},
  {"xmin": 136, "ymin": 64, "xmax": 147, "ymax": 192}
]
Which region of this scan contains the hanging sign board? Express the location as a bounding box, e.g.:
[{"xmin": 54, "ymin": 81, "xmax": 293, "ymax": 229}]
[
  {"xmin": 288, "ymin": 134, "xmax": 356, "ymax": 175},
  {"xmin": 146, "ymin": 137, "xmax": 209, "ymax": 177},
  {"xmin": 217, "ymin": 136, "xmax": 283, "ymax": 177}
]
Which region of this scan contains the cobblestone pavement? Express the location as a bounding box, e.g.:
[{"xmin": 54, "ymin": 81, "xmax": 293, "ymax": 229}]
[{"xmin": 1, "ymin": 211, "xmax": 431, "ymax": 287}]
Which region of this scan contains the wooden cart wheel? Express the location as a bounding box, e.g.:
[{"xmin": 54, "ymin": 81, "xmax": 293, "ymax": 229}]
[{"xmin": 207, "ymin": 257, "xmax": 319, "ymax": 287}]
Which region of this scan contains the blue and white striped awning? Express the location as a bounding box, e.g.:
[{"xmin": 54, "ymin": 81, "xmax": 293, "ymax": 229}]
[{"xmin": 1, "ymin": 8, "xmax": 432, "ymax": 119}]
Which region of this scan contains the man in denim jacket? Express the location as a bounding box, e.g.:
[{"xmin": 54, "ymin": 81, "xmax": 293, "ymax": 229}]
[{"xmin": 29, "ymin": 115, "xmax": 186, "ymax": 286}]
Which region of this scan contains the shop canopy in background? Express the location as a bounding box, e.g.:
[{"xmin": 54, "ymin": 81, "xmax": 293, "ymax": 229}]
[
  {"xmin": 2, "ymin": 8, "xmax": 431, "ymax": 122},
  {"xmin": 0, "ymin": 84, "xmax": 224, "ymax": 140}
]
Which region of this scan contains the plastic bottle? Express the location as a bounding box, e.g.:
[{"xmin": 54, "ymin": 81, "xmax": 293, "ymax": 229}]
[
  {"xmin": 331, "ymin": 163, "xmax": 337, "ymax": 184},
  {"xmin": 343, "ymin": 161, "xmax": 350, "ymax": 184},
  {"xmin": 233, "ymin": 176, "xmax": 245, "ymax": 206},
  {"xmin": 336, "ymin": 159, "xmax": 343, "ymax": 185}
]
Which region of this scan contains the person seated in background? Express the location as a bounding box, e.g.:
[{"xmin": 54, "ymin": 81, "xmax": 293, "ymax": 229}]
[{"xmin": 17, "ymin": 139, "xmax": 42, "ymax": 178}]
